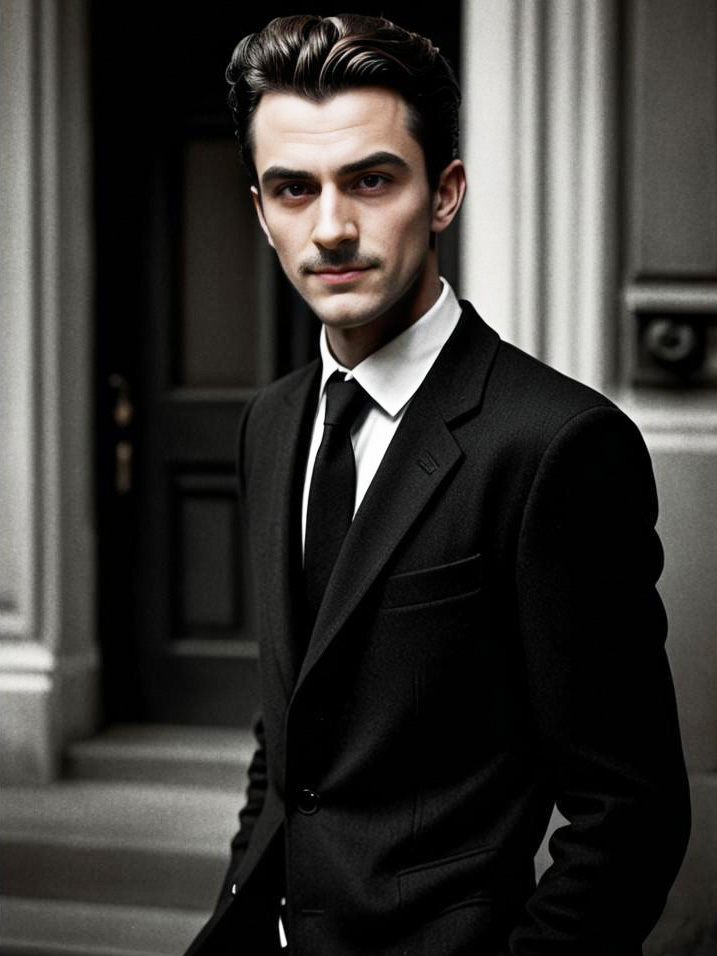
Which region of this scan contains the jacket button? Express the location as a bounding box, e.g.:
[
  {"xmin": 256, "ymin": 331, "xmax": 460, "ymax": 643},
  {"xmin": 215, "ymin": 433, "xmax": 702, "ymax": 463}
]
[{"xmin": 297, "ymin": 787, "xmax": 320, "ymax": 815}]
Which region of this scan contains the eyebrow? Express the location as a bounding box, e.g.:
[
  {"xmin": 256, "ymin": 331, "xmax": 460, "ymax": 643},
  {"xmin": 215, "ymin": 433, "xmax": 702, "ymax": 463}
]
[{"xmin": 260, "ymin": 151, "xmax": 410, "ymax": 188}]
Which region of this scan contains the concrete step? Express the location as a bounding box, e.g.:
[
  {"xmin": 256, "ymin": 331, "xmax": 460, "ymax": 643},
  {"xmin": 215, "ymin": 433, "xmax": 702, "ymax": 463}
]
[
  {"xmin": 63, "ymin": 725, "xmax": 255, "ymax": 790},
  {"xmin": 0, "ymin": 897, "xmax": 206, "ymax": 956},
  {"xmin": 0, "ymin": 780, "xmax": 243, "ymax": 911}
]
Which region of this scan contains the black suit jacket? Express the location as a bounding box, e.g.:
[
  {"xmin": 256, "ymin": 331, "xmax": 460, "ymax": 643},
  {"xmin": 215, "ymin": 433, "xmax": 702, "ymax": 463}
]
[{"xmin": 186, "ymin": 304, "xmax": 690, "ymax": 956}]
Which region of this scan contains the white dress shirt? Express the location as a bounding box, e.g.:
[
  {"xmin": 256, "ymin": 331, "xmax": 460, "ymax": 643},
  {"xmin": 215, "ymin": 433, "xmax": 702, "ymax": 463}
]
[{"xmin": 300, "ymin": 277, "xmax": 463, "ymax": 553}]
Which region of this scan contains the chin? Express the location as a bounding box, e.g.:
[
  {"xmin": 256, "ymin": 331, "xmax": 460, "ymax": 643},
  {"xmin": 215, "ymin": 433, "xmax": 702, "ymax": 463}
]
[{"xmin": 311, "ymin": 299, "xmax": 384, "ymax": 330}]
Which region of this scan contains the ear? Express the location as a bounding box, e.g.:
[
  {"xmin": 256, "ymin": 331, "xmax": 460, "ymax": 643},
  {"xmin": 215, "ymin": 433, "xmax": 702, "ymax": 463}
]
[
  {"xmin": 430, "ymin": 159, "xmax": 466, "ymax": 234},
  {"xmin": 251, "ymin": 185, "xmax": 275, "ymax": 249}
]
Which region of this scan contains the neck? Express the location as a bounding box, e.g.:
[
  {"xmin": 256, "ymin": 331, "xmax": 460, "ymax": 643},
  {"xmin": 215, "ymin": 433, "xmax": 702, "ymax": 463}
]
[{"xmin": 326, "ymin": 258, "xmax": 442, "ymax": 368}]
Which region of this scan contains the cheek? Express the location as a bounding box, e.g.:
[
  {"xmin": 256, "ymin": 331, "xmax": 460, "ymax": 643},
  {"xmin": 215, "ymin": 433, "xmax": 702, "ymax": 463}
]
[
  {"xmin": 389, "ymin": 207, "xmax": 432, "ymax": 262},
  {"xmin": 269, "ymin": 234, "xmax": 298, "ymax": 270},
  {"xmin": 263, "ymin": 213, "xmax": 300, "ymax": 261}
]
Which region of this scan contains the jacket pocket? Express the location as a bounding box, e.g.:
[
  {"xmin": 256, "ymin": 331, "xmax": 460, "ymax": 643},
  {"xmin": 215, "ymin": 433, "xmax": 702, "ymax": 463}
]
[
  {"xmin": 382, "ymin": 553, "xmax": 482, "ymax": 609},
  {"xmin": 397, "ymin": 844, "xmax": 495, "ymax": 917}
]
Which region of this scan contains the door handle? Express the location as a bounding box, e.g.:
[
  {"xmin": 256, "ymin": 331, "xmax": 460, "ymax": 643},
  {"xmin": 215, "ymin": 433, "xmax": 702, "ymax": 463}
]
[{"xmin": 108, "ymin": 374, "xmax": 134, "ymax": 495}]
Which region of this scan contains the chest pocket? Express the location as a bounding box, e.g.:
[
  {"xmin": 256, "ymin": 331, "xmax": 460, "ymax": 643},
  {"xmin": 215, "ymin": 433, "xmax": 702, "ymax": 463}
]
[{"xmin": 381, "ymin": 552, "xmax": 482, "ymax": 609}]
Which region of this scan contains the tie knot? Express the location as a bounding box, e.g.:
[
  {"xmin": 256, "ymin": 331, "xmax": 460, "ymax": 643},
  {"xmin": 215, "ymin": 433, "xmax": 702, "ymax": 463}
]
[{"xmin": 323, "ymin": 372, "xmax": 368, "ymax": 429}]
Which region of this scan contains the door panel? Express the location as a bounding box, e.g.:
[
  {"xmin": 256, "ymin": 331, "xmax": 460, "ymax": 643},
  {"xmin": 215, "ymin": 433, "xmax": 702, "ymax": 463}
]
[
  {"xmin": 629, "ymin": 0, "xmax": 717, "ymax": 277},
  {"xmin": 180, "ymin": 139, "xmax": 275, "ymax": 389}
]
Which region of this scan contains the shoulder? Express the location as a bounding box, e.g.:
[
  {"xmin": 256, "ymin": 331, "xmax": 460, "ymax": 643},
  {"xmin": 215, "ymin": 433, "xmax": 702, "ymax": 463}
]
[
  {"xmin": 252, "ymin": 359, "xmax": 320, "ymax": 407},
  {"xmin": 235, "ymin": 359, "xmax": 319, "ymax": 490},
  {"xmin": 455, "ymin": 304, "xmax": 649, "ymax": 475},
  {"xmin": 486, "ymin": 340, "xmax": 654, "ymax": 510},
  {"xmin": 243, "ymin": 360, "xmax": 320, "ymax": 428},
  {"xmin": 491, "ymin": 338, "xmax": 616, "ymax": 427},
  {"xmin": 455, "ymin": 300, "xmax": 617, "ymax": 434},
  {"xmin": 477, "ymin": 325, "xmax": 640, "ymax": 454}
]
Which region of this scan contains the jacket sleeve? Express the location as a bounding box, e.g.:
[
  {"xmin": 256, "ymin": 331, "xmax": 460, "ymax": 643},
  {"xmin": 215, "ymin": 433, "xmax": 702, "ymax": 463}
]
[
  {"xmin": 215, "ymin": 712, "xmax": 269, "ymax": 905},
  {"xmin": 509, "ymin": 405, "xmax": 690, "ymax": 955},
  {"xmin": 215, "ymin": 395, "xmax": 267, "ymax": 907}
]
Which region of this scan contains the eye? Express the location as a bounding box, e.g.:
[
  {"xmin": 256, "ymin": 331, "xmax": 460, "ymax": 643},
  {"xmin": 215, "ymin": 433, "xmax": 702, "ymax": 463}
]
[
  {"xmin": 355, "ymin": 173, "xmax": 389, "ymax": 191},
  {"xmin": 276, "ymin": 182, "xmax": 313, "ymax": 199}
]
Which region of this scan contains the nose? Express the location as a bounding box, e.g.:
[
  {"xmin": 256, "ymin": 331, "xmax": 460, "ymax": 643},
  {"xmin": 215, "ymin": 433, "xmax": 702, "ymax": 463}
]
[{"xmin": 310, "ymin": 186, "xmax": 358, "ymax": 249}]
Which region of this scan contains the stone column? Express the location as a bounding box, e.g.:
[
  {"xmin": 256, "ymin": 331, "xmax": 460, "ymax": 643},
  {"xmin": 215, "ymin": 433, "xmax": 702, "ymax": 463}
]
[
  {"xmin": 460, "ymin": 0, "xmax": 618, "ymax": 392},
  {"xmin": 0, "ymin": 0, "xmax": 97, "ymax": 783}
]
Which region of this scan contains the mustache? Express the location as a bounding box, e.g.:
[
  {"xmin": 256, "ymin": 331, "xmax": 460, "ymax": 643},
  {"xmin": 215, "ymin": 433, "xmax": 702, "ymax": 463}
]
[{"xmin": 299, "ymin": 249, "xmax": 382, "ymax": 274}]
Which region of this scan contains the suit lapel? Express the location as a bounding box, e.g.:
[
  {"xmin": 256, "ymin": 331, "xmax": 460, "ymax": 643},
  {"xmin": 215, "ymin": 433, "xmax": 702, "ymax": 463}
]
[
  {"xmin": 260, "ymin": 361, "xmax": 320, "ymax": 699},
  {"xmin": 292, "ymin": 303, "xmax": 500, "ymax": 698}
]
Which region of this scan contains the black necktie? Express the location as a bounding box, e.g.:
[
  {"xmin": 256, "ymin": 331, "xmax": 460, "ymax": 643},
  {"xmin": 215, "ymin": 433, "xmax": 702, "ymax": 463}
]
[{"xmin": 304, "ymin": 371, "xmax": 368, "ymax": 625}]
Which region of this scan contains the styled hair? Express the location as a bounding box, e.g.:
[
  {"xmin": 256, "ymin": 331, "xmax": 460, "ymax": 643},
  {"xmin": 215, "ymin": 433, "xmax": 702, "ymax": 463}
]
[{"xmin": 225, "ymin": 14, "xmax": 461, "ymax": 191}]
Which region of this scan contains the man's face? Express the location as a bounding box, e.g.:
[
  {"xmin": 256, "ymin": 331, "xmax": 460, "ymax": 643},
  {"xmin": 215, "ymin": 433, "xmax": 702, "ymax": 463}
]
[{"xmin": 250, "ymin": 87, "xmax": 436, "ymax": 332}]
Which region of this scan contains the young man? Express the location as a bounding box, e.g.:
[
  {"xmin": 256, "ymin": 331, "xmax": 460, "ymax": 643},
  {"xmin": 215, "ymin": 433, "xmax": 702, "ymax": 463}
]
[{"xmin": 186, "ymin": 14, "xmax": 690, "ymax": 956}]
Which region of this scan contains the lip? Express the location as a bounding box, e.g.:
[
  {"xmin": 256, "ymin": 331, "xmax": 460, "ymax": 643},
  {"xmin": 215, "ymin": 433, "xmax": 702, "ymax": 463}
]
[{"xmin": 312, "ymin": 267, "xmax": 371, "ymax": 285}]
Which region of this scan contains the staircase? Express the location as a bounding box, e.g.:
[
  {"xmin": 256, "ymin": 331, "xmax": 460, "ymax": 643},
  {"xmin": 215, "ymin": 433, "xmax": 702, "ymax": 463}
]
[{"xmin": 0, "ymin": 725, "xmax": 255, "ymax": 956}]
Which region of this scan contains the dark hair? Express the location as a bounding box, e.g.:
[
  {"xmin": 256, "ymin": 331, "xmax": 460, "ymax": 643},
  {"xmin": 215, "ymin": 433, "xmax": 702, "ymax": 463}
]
[{"xmin": 225, "ymin": 14, "xmax": 461, "ymax": 191}]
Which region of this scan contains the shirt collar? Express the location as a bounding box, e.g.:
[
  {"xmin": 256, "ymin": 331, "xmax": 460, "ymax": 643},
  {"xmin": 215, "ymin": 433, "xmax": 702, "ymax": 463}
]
[{"xmin": 318, "ymin": 278, "xmax": 462, "ymax": 418}]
